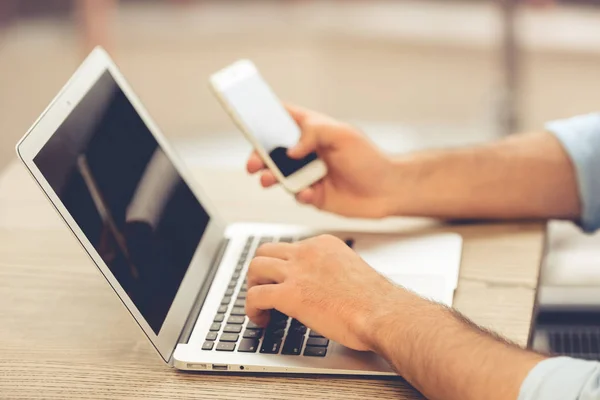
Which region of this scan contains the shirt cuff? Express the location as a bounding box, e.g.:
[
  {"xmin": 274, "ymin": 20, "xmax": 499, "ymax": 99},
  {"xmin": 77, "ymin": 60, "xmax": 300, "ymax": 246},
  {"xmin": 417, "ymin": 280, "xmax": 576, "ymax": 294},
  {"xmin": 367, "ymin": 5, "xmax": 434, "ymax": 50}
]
[
  {"xmin": 519, "ymin": 357, "xmax": 600, "ymax": 400},
  {"xmin": 546, "ymin": 113, "xmax": 600, "ymax": 233}
]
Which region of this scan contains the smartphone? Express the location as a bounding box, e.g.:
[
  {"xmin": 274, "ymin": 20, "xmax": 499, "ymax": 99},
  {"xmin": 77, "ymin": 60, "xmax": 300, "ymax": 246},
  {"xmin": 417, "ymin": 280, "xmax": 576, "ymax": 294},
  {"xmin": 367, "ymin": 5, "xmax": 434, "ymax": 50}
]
[{"xmin": 209, "ymin": 60, "xmax": 327, "ymax": 193}]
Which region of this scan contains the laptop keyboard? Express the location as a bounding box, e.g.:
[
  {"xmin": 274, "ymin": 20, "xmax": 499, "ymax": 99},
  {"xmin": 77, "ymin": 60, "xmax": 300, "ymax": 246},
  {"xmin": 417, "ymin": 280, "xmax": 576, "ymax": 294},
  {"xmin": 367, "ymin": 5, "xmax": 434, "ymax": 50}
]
[
  {"xmin": 547, "ymin": 326, "xmax": 600, "ymax": 360},
  {"xmin": 202, "ymin": 236, "xmax": 330, "ymax": 357}
]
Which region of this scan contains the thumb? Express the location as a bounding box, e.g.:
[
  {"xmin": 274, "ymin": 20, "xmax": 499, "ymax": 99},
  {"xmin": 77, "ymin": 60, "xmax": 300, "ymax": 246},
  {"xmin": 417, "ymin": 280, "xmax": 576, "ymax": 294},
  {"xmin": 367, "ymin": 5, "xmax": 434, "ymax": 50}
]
[
  {"xmin": 284, "ymin": 103, "xmax": 342, "ymax": 159},
  {"xmin": 287, "ymin": 126, "xmax": 318, "ymax": 159}
]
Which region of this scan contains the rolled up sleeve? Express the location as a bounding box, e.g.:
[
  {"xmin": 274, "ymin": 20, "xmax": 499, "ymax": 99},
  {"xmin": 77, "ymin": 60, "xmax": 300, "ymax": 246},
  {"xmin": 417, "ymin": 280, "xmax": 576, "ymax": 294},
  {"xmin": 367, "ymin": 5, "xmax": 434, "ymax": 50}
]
[
  {"xmin": 546, "ymin": 113, "xmax": 600, "ymax": 233},
  {"xmin": 519, "ymin": 357, "xmax": 600, "ymax": 400}
]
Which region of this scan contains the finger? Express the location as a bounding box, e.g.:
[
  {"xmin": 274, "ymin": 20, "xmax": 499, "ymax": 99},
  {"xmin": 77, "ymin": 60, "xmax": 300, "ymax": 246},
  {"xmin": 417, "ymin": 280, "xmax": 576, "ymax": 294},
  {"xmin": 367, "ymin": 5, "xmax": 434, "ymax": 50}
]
[
  {"xmin": 296, "ymin": 181, "xmax": 326, "ymax": 209},
  {"xmin": 247, "ymin": 151, "xmax": 266, "ymax": 174},
  {"xmin": 284, "ymin": 103, "xmax": 311, "ymax": 126},
  {"xmin": 245, "ymin": 284, "xmax": 282, "ymax": 327},
  {"xmin": 247, "ymin": 256, "xmax": 287, "ymax": 287},
  {"xmin": 309, "ymin": 180, "xmax": 327, "ymax": 210},
  {"xmin": 287, "ymin": 124, "xmax": 317, "ymax": 159},
  {"xmin": 284, "ymin": 104, "xmax": 319, "ymax": 160},
  {"xmin": 255, "ymin": 242, "xmax": 296, "ymax": 260},
  {"xmin": 260, "ymin": 171, "xmax": 278, "ymax": 188},
  {"xmin": 295, "ymin": 187, "xmax": 315, "ymax": 205},
  {"xmin": 287, "ymin": 114, "xmax": 344, "ymax": 159}
]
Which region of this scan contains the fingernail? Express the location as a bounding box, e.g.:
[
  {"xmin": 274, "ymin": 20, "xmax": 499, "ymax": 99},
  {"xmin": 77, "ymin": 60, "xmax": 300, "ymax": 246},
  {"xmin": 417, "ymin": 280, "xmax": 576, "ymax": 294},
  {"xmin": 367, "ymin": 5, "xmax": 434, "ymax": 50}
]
[{"xmin": 287, "ymin": 145, "xmax": 301, "ymax": 156}]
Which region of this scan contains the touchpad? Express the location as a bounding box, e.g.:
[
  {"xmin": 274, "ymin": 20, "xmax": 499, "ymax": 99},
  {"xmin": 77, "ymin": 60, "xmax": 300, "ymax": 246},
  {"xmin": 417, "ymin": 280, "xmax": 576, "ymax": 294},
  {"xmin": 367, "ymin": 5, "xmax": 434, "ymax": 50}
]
[{"xmin": 352, "ymin": 233, "xmax": 462, "ymax": 306}]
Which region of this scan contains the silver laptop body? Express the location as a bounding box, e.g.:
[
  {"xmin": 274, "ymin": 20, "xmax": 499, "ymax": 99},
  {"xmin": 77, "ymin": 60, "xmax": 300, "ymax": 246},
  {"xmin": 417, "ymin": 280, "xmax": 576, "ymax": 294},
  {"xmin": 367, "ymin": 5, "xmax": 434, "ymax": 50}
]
[{"xmin": 16, "ymin": 48, "xmax": 462, "ymax": 375}]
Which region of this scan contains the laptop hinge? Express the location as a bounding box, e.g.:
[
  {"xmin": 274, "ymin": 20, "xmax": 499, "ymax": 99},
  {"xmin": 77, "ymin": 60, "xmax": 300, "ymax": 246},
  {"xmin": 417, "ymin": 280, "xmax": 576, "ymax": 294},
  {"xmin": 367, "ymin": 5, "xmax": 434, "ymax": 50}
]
[{"xmin": 176, "ymin": 237, "xmax": 230, "ymax": 347}]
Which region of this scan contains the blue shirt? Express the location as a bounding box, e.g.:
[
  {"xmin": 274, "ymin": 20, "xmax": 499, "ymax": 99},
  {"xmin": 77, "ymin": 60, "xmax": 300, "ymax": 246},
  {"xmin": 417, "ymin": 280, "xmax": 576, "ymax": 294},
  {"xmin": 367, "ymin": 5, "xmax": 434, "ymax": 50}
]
[{"xmin": 519, "ymin": 113, "xmax": 600, "ymax": 400}]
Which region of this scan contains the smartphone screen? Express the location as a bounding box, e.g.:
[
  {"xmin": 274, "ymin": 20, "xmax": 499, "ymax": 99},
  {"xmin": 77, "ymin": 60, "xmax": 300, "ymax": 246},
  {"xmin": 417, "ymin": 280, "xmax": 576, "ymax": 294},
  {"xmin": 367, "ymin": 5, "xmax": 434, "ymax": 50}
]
[{"xmin": 219, "ymin": 72, "xmax": 318, "ymax": 177}]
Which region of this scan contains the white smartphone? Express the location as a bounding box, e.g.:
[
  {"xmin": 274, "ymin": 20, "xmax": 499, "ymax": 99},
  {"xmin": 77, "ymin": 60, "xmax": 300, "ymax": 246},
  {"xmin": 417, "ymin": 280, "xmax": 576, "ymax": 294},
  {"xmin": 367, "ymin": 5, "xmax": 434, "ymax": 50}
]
[{"xmin": 209, "ymin": 60, "xmax": 327, "ymax": 193}]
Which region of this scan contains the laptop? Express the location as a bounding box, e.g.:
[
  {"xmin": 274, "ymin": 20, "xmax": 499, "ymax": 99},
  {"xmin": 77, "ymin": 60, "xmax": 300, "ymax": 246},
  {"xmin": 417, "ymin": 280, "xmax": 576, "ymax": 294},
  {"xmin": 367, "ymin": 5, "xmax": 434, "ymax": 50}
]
[
  {"xmin": 532, "ymin": 223, "xmax": 600, "ymax": 360},
  {"xmin": 16, "ymin": 47, "xmax": 462, "ymax": 375},
  {"xmin": 534, "ymin": 287, "xmax": 600, "ymax": 360}
]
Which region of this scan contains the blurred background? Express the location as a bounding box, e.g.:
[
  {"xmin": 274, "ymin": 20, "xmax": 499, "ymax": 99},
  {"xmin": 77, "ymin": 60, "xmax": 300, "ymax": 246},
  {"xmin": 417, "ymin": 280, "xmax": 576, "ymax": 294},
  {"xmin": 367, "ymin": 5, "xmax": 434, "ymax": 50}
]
[
  {"xmin": 2, "ymin": 0, "xmax": 600, "ymax": 171},
  {"xmin": 1, "ymin": 0, "xmax": 600, "ymax": 342}
]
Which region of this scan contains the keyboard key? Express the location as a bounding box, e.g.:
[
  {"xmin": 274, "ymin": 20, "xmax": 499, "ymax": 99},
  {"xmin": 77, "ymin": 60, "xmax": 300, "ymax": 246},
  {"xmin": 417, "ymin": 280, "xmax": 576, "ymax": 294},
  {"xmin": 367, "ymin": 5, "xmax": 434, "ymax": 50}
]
[
  {"xmin": 260, "ymin": 339, "xmax": 282, "ymax": 354},
  {"xmin": 563, "ymin": 332, "xmax": 572, "ymax": 353},
  {"xmin": 290, "ymin": 326, "xmax": 307, "ymax": 335},
  {"xmin": 243, "ymin": 329, "xmax": 263, "ymax": 339},
  {"xmin": 228, "ymin": 280, "xmax": 237, "ymax": 288},
  {"xmin": 258, "ymin": 237, "xmax": 274, "ymax": 245},
  {"xmin": 271, "ymin": 310, "xmax": 288, "ymax": 322},
  {"xmin": 268, "ymin": 318, "xmax": 288, "ymax": 329},
  {"xmin": 238, "ymin": 338, "xmax": 260, "ymax": 353},
  {"xmin": 210, "ymin": 322, "xmax": 221, "ymax": 331},
  {"xmin": 289, "ymin": 325, "xmax": 307, "ymax": 335},
  {"xmin": 304, "ymin": 346, "xmax": 327, "ymax": 357},
  {"xmin": 309, "ymin": 330, "xmax": 324, "ymax": 338},
  {"xmin": 265, "ymin": 328, "xmax": 285, "ymax": 339},
  {"xmin": 228, "ymin": 315, "xmax": 246, "ymax": 325},
  {"xmin": 220, "ymin": 333, "xmax": 240, "ymax": 342},
  {"xmin": 223, "ymin": 324, "xmax": 242, "ymax": 334},
  {"xmin": 202, "ymin": 341, "xmax": 214, "ymax": 351},
  {"xmin": 279, "ymin": 237, "xmax": 294, "ymax": 243},
  {"xmin": 216, "ymin": 342, "xmax": 236, "ymax": 352},
  {"xmin": 235, "ymin": 265, "xmax": 244, "ymax": 272},
  {"xmin": 573, "ymin": 333, "xmax": 582, "ymax": 354},
  {"xmin": 206, "ymin": 332, "xmax": 218, "ymax": 341},
  {"xmin": 234, "ymin": 299, "xmax": 245, "ymax": 308},
  {"xmin": 282, "ymin": 334, "xmax": 305, "ymax": 356},
  {"xmin": 582, "ymin": 333, "xmax": 591, "ymax": 354},
  {"xmin": 224, "ymin": 288, "xmax": 234, "ymax": 296},
  {"xmin": 221, "ymin": 296, "xmax": 232, "ymax": 305},
  {"xmin": 231, "ymin": 307, "xmax": 246, "ymax": 316},
  {"xmin": 237, "ymin": 291, "xmax": 247, "ymax": 299},
  {"xmin": 306, "ymin": 338, "xmax": 329, "ymax": 347},
  {"xmin": 217, "ymin": 305, "xmax": 228, "ymax": 314},
  {"xmin": 232, "ymin": 272, "xmax": 241, "ymax": 279},
  {"xmin": 214, "ymin": 314, "xmax": 225, "ymax": 323},
  {"xmin": 551, "ymin": 332, "xmax": 562, "ymax": 353},
  {"xmin": 591, "ymin": 333, "xmax": 599, "ymax": 354},
  {"xmin": 246, "ymin": 321, "xmax": 262, "ymax": 330}
]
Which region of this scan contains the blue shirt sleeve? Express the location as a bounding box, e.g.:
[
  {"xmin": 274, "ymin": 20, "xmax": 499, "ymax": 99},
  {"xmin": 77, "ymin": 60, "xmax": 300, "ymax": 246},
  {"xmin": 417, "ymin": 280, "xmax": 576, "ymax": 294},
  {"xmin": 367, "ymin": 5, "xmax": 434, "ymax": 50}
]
[
  {"xmin": 546, "ymin": 113, "xmax": 600, "ymax": 233},
  {"xmin": 519, "ymin": 357, "xmax": 600, "ymax": 400}
]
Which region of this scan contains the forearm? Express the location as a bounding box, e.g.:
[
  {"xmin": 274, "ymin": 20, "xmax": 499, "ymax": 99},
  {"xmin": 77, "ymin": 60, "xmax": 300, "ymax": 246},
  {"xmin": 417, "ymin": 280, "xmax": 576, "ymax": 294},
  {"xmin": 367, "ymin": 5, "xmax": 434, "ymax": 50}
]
[
  {"xmin": 387, "ymin": 132, "xmax": 580, "ymax": 220},
  {"xmin": 368, "ymin": 294, "xmax": 545, "ymax": 400}
]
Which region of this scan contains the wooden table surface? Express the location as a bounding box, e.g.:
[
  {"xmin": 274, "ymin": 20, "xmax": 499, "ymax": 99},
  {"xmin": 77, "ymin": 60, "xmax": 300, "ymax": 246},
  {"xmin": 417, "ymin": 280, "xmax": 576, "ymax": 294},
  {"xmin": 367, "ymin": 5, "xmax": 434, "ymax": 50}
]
[{"xmin": 0, "ymin": 159, "xmax": 546, "ymax": 399}]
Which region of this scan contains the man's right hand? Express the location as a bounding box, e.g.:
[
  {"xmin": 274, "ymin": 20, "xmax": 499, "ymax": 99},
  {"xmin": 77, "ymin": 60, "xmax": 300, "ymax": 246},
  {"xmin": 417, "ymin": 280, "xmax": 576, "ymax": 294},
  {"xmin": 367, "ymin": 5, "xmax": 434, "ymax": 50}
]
[{"xmin": 246, "ymin": 105, "xmax": 398, "ymax": 219}]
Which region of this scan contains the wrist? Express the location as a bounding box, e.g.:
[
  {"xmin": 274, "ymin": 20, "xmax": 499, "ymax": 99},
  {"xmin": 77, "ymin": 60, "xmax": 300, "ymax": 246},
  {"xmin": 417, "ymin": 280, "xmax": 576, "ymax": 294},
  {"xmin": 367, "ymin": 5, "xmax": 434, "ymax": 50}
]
[
  {"xmin": 381, "ymin": 156, "xmax": 418, "ymax": 217},
  {"xmin": 362, "ymin": 289, "xmax": 431, "ymax": 356}
]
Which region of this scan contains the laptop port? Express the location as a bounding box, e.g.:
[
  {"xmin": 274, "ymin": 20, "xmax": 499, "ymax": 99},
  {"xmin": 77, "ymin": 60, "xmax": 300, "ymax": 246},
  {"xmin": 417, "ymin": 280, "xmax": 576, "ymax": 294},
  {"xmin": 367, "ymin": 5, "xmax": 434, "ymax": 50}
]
[{"xmin": 212, "ymin": 364, "xmax": 228, "ymax": 371}]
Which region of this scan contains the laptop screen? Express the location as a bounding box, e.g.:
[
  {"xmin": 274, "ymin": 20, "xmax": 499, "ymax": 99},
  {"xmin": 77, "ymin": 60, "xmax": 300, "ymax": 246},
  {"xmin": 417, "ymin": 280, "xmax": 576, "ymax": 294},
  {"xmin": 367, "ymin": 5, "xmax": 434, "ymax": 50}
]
[{"xmin": 34, "ymin": 71, "xmax": 210, "ymax": 334}]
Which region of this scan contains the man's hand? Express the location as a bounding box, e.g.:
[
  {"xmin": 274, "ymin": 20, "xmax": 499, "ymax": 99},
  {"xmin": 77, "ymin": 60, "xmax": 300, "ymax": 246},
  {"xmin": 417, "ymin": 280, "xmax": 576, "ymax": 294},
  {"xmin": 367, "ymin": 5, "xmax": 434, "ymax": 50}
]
[
  {"xmin": 245, "ymin": 234, "xmax": 410, "ymax": 351},
  {"xmin": 246, "ymin": 105, "xmax": 398, "ymax": 218},
  {"xmin": 245, "ymin": 235, "xmax": 545, "ymax": 400},
  {"xmin": 249, "ymin": 104, "xmax": 581, "ymax": 222}
]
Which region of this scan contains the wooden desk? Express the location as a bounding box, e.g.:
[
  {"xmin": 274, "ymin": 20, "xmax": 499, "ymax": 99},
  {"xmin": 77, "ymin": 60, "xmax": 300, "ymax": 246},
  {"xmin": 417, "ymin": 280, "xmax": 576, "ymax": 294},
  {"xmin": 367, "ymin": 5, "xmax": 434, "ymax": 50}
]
[{"xmin": 0, "ymin": 159, "xmax": 545, "ymax": 399}]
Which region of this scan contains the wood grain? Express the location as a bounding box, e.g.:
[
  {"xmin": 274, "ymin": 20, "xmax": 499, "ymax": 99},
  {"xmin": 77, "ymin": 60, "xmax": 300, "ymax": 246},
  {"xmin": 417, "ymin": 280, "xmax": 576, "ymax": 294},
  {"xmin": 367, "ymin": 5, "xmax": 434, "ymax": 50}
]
[{"xmin": 0, "ymin": 161, "xmax": 545, "ymax": 399}]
